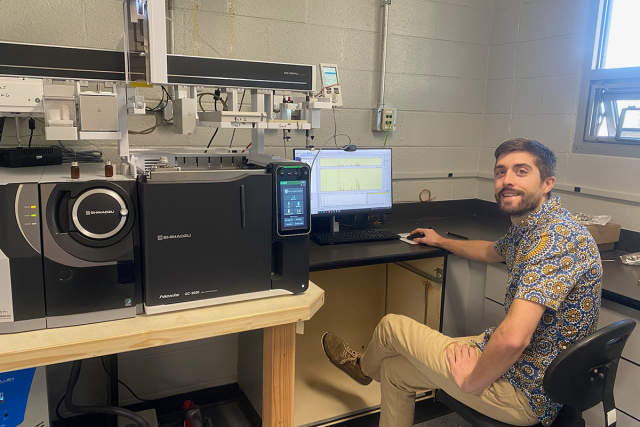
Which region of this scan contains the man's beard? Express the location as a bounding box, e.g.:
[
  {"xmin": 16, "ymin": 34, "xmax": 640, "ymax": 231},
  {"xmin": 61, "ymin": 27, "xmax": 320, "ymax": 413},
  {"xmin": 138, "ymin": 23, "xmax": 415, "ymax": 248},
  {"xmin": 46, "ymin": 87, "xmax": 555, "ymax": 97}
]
[{"xmin": 494, "ymin": 188, "xmax": 544, "ymax": 217}]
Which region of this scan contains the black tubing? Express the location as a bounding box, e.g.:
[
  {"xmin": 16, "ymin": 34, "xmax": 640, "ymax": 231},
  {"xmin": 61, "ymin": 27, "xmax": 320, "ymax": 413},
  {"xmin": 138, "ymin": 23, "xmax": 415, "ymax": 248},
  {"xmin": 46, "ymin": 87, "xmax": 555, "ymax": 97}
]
[{"xmin": 65, "ymin": 360, "xmax": 151, "ymax": 427}]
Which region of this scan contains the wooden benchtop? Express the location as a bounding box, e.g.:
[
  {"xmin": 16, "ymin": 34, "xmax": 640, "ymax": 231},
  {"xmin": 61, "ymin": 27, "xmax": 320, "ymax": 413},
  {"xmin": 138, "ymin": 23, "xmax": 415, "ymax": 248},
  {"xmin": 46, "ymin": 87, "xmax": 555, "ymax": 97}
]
[{"xmin": 0, "ymin": 282, "xmax": 324, "ymax": 374}]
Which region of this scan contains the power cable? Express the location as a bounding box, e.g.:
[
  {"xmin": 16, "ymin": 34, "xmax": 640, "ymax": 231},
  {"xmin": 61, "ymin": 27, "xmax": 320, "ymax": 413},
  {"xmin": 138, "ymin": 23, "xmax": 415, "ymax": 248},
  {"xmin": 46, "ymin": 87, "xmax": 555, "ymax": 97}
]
[
  {"xmin": 146, "ymin": 86, "xmax": 172, "ymax": 113},
  {"xmin": 0, "ymin": 117, "xmax": 5, "ymax": 144},
  {"xmin": 205, "ymin": 128, "xmax": 219, "ymax": 153},
  {"xmin": 198, "ymin": 91, "xmax": 228, "ymax": 112},
  {"xmin": 28, "ymin": 118, "xmax": 36, "ymax": 147},
  {"xmin": 309, "ymin": 107, "xmax": 354, "ymax": 171},
  {"xmin": 100, "ymin": 357, "xmax": 152, "ymax": 403},
  {"xmin": 331, "ymin": 107, "xmax": 352, "ymax": 149},
  {"xmin": 55, "ymin": 394, "xmax": 67, "ymax": 420},
  {"xmin": 383, "ymin": 126, "xmax": 391, "ymax": 147},
  {"xmin": 58, "ymin": 140, "xmax": 103, "ymax": 163},
  {"xmin": 65, "ymin": 360, "xmax": 151, "ymax": 427},
  {"xmin": 129, "ymin": 115, "xmax": 173, "ymax": 135}
]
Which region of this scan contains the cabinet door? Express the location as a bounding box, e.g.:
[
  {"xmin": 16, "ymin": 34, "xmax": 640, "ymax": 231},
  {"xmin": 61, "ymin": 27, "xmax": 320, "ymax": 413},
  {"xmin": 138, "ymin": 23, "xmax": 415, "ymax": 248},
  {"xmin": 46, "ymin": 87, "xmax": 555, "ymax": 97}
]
[
  {"xmin": 387, "ymin": 258, "xmax": 443, "ymax": 330},
  {"xmin": 482, "ymin": 298, "xmax": 505, "ymax": 332},
  {"xmin": 485, "ymin": 263, "xmax": 508, "ymax": 304},
  {"xmin": 442, "ymin": 255, "xmax": 487, "ymax": 338}
]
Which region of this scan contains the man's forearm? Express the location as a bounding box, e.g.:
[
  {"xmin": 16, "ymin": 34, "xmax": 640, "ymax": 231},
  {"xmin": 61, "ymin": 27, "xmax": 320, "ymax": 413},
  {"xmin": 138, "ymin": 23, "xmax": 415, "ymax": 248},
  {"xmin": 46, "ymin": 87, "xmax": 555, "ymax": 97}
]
[
  {"xmin": 461, "ymin": 328, "xmax": 527, "ymax": 395},
  {"xmin": 438, "ymin": 239, "xmax": 503, "ymax": 264}
]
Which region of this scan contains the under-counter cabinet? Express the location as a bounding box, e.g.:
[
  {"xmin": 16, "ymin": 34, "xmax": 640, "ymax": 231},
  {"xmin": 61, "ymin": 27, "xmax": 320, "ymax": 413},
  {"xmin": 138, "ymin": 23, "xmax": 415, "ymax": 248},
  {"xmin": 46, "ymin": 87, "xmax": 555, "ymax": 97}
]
[
  {"xmin": 481, "ymin": 263, "xmax": 508, "ymax": 330},
  {"xmin": 295, "ymin": 258, "xmax": 444, "ymax": 426}
]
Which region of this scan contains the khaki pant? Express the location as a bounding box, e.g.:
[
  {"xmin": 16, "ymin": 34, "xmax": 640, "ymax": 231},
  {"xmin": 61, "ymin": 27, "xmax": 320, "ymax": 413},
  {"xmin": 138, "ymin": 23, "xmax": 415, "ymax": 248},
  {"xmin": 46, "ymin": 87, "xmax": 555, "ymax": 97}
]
[{"xmin": 360, "ymin": 314, "xmax": 539, "ymax": 427}]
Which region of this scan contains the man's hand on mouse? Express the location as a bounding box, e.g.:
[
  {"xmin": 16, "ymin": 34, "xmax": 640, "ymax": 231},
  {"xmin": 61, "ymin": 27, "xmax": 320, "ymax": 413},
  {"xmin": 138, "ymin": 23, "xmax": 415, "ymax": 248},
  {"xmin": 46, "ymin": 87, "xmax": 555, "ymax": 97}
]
[{"xmin": 409, "ymin": 228, "xmax": 443, "ymax": 247}]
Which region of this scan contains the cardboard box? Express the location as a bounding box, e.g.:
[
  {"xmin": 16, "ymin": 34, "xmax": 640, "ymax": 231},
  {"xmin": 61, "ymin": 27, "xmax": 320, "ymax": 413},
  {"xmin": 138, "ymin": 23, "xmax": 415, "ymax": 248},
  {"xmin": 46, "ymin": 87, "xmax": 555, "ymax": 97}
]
[{"xmin": 586, "ymin": 222, "xmax": 621, "ymax": 252}]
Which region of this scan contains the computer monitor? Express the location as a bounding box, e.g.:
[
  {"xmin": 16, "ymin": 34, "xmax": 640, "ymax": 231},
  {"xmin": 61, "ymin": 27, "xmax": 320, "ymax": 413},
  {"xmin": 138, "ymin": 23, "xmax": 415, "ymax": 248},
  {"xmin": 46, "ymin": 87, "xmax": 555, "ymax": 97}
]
[{"xmin": 293, "ymin": 148, "xmax": 392, "ymax": 216}]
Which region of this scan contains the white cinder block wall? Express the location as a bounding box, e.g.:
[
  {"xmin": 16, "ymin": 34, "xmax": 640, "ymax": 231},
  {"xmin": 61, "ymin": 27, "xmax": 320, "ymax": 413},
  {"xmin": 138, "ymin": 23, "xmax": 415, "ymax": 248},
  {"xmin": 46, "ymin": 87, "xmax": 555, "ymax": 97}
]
[
  {"xmin": 478, "ymin": 0, "xmax": 640, "ymax": 230},
  {"xmin": 1, "ymin": 0, "xmax": 492, "ymax": 204},
  {"xmin": 3, "ymin": 0, "xmax": 640, "ymax": 226}
]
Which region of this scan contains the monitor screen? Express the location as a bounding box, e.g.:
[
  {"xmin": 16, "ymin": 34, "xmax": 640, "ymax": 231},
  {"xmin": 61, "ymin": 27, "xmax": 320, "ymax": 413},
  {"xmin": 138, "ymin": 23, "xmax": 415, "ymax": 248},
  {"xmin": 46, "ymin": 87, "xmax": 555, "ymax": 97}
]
[{"xmin": 293, "ymin": 148, "xmax": 392, "ymax": 216}]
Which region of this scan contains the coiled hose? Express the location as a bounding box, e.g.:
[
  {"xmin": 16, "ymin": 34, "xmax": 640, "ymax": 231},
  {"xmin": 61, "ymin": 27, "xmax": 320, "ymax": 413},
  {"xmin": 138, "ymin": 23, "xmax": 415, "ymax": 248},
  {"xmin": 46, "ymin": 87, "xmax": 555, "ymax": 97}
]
[{"xmin": 65, "ymin": 360, "xmax": 151, "ymax": 427}]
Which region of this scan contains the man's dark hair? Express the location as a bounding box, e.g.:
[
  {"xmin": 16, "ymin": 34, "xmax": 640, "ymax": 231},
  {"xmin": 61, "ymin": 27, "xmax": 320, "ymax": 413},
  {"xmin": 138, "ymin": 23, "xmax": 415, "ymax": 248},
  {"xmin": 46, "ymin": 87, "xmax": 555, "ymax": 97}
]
[{"xmin": 494, "ymin": 138, "xmax": 557, "ymax": 180}]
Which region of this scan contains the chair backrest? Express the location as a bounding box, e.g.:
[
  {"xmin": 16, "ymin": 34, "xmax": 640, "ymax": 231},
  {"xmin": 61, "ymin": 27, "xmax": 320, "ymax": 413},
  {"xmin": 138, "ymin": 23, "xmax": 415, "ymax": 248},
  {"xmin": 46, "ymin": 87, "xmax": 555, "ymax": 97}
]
[{"xmin": 543, "ymin": 319, "xmax": 636, "ymax": 412}]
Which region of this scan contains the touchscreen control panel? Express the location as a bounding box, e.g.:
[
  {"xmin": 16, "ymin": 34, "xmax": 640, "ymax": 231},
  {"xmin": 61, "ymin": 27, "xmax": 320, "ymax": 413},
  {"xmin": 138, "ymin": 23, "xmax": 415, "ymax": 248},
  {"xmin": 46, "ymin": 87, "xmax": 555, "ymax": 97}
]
[{"xmin": 273, "ymin": 164, "xmax": 311, "ymax": 237}]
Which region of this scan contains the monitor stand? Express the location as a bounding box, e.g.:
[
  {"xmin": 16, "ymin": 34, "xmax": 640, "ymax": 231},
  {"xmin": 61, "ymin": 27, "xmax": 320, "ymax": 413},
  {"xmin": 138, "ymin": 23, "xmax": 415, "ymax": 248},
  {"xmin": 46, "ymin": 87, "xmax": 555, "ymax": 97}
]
[
  {"xmin": 328, "ymin": 214, "xmax": 372, "ymax": 233},
  {"xmin": 331, "ymin": 216, "xmax": 340, "ymax": 232}
]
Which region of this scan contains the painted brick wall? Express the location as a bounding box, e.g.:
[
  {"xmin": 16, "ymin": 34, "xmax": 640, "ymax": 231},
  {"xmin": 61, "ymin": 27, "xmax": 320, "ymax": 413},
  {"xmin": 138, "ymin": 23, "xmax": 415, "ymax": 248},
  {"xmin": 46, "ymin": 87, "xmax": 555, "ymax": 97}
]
[
  {"xmin": 2, "ymin": 0, "xmax": 639, "ymax": 228},
  {"xmin": 1, "ymin": 0, "xmax": 491, "ymax": 203}
]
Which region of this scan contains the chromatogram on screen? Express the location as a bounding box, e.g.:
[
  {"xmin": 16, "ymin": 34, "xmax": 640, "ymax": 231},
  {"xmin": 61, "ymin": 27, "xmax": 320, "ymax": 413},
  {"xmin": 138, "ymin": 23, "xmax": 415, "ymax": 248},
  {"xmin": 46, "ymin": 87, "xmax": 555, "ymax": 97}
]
[
  {"xmin": 319, "ymin": 157, "xmax": 383, "ymax": 168},
  {"xmin": 319, "ymin": 168, "xmax": 383, "ymax": 192}
]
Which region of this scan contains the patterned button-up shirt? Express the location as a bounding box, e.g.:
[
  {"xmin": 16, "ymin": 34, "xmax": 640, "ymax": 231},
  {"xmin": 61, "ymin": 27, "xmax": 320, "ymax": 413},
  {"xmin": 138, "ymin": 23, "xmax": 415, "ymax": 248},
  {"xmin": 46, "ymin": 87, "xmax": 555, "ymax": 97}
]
[{"xmin": 477, "ymin": 196, "xmax": 602, "ymax": 426}]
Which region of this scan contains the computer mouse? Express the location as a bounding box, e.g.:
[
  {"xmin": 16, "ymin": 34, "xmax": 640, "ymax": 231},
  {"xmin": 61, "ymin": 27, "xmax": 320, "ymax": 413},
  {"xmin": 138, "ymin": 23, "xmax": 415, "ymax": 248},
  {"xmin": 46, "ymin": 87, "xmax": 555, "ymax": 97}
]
[{"xmin": 407, "ymin": 232, "xmax": 425, "ymax": 240}]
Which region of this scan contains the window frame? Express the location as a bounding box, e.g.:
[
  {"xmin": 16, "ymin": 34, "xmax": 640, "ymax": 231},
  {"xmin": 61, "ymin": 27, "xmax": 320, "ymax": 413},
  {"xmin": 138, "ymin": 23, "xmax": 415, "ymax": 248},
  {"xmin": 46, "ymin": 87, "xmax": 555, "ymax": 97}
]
[{"xmin": 573, "ymin": 0, "xmax": 640, "ymax": 157}]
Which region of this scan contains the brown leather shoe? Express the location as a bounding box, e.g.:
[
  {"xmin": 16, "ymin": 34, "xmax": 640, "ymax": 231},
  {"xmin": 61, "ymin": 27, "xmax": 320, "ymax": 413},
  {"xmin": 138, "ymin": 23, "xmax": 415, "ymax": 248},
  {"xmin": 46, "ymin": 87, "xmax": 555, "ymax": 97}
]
[{"xmin": 321, "ymin": 332, "xmax": 372, "ymax": 385}]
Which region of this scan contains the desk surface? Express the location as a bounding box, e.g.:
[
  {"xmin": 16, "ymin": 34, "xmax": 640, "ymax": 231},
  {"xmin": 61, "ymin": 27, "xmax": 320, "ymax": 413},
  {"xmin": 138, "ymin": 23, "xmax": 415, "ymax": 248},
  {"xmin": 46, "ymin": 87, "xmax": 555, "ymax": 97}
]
[
  {"xmin": 310, "ymin": 216, "xmax": 509, "ymax": 271},
  {"xmin": 310, "ymin": 215, "xmax": 640, "ymax": 309},
  {"xmin": 0, "ymin": 282, "xmax": 324, "ymax": 374},
  {"xmin": 600, "ymin": 251, "xmax": 640, "ymax": 311}
]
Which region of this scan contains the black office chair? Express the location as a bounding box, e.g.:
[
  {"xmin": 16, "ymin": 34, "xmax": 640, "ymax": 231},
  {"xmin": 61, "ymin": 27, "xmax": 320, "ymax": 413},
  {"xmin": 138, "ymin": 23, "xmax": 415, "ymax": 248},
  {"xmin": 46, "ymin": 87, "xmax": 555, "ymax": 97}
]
[{"xmin": 437, "ymin": 319, "xmax": 636, "ymax": 427}]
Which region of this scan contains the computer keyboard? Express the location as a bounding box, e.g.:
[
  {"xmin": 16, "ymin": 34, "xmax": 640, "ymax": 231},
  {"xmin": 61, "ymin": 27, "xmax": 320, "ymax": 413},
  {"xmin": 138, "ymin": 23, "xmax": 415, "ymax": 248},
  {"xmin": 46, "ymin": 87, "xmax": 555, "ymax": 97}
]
[{"xmin": 311, "ymin": 229, "xmax": 400, "ymax": 245}]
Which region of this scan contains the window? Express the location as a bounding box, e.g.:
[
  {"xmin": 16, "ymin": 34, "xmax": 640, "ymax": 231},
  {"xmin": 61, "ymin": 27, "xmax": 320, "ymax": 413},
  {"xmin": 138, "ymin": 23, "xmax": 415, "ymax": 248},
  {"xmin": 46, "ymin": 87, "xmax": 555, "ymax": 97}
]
[{"xmin": 574, "ymin": 0, "xmax": 640, "ymax": 156}]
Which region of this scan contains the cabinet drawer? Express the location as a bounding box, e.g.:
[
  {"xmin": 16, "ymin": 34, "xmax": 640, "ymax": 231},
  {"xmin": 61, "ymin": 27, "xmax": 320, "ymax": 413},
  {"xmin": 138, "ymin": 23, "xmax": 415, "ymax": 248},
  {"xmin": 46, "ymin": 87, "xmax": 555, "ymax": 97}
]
[
  {"xmin": 598, "ymin": 300, "xmax": 640, "ymax": 365},
  {"xmin": 614, "ymin": 359, "xmax": 640, "ymax": 420},
  {"xmin": 485, "ymin": 263, "xmax": 508, "ymax": 303},
  {"xmin": 482, "ymin": 298, "xmax": 505, "ymax": 332}
]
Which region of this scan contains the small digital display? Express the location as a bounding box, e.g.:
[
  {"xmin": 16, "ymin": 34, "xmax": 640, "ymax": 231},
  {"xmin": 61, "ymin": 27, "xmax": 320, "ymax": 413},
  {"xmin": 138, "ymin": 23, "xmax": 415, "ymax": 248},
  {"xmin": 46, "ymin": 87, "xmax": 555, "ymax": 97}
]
[
  {"xmin": 279, "ymin": 179, "xmax": 308, "ymax": 232},
  {"xmin": 322, "ymin": 67, "xmax": 338, "ymax": 86}
]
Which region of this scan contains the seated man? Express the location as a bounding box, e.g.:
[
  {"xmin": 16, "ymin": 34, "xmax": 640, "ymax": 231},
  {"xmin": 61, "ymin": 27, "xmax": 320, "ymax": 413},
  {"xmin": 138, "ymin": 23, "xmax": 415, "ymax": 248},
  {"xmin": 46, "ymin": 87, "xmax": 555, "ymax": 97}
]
[{"xmin": 322, "ymin": 138, "xmax": 602, "ymax": 427}]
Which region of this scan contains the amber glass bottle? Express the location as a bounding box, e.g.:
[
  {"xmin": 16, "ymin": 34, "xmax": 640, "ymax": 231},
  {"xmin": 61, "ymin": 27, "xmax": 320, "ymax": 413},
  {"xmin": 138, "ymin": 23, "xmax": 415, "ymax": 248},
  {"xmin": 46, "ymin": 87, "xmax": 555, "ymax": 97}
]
[
  {"xmin": 105, "ymin": 161, "xmax": 113, "ymax": 177},
  {"xmin": 70, "ymin": 162, "xmax": 80, "ymax": 179}
]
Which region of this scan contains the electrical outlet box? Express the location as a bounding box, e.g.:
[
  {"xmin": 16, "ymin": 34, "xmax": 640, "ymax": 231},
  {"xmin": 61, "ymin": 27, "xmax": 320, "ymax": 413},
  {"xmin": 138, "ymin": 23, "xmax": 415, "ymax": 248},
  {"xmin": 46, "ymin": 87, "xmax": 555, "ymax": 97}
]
[{"xmin": 372, "ymin": 107, "xmax": 397, "ymax": 131}]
